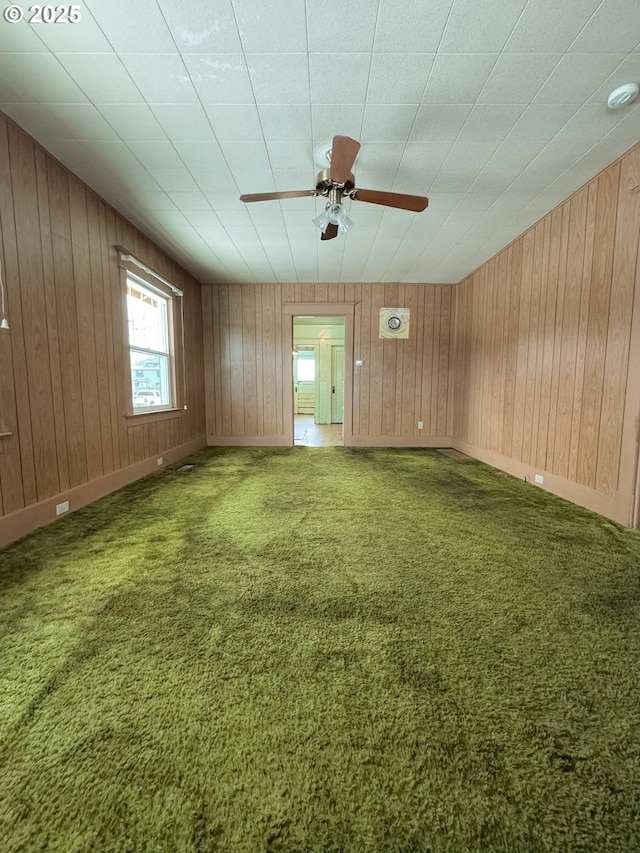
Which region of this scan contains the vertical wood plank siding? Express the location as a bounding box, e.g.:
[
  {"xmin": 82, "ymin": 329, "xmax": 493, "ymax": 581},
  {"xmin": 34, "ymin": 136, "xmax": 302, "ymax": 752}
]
[
  {"xmin": 202, "ymin": 282, "xmax": 455, "ymax": 443},
  {"xmin": 0, "ymin": 114, "xmax": 206, "ymax": 521},
  {"xmin": 453, "ymin": 146, "xmax": 640, "ymax": 507}
]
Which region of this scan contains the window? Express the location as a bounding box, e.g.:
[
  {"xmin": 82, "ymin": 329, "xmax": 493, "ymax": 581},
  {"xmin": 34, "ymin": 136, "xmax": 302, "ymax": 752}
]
[
  {"xmin": 127, "ymin": 276, "xmax": 172, "ymax": 411},
  {"xmin": 296, "ymin": 355, "xmax": 315, "ymax": 382}
]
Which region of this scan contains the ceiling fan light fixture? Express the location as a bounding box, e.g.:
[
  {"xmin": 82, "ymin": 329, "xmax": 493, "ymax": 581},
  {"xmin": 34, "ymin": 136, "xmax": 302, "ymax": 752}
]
[
  {"xmin": 313, "ymin": 202, "xmax": 353, "ymax": 235},
  {"xmin": 312, "ymin": 207, "xmax": 332, "ymax": 233}
]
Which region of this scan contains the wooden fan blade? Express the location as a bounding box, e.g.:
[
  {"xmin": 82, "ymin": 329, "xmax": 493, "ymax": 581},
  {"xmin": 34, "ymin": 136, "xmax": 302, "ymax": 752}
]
[
  {"xmin": 240, "ymin": 190, "xmax": 314, "ymax": 203},
  {"xmin": 330, "ymin": 136, "xmax": 360, "ymax": 184},
  {"xmin": 352, "ymin": 189, "xmax": 428, "ymax": 212},
  {"xmin": 321, "ymin": 223, "xmax": 339, "ymax": 241}
]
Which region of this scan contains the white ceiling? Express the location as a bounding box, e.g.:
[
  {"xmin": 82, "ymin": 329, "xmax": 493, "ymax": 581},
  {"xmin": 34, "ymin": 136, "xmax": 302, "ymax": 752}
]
[{"xmin": 1, "ymin": 0, "xmax": 639, "ymax": 284}]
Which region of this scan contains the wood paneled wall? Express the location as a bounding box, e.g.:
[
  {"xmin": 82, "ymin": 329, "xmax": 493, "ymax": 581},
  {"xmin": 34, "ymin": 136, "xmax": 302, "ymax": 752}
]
[
  {"xmin": 453, "ymin": 144, "xmax": 640, "ymax": 524},
  {"xmin": 0, "ymin": 114, "xmax": 206, "ymax": 538},
  {"xmin": 201, "ymin": 282, "xmax": 454, "ymax": 445}
]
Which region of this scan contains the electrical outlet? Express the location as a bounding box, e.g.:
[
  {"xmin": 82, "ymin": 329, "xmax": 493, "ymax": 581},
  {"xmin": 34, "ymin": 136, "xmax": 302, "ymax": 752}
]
[
  {"xmin": 157, "ymin": 457, "xmax": 163, "ymax": 466},
  {"xmin": 56, "ymin": 501, "xmax": 69, "ymax": 516},
  {"xmin": 535, "ymin": 474, "xmax": 544, "ymax": 484},
  {"xmin": 417, "ymin": 421, "xmax": 423, "ymax": 430}
]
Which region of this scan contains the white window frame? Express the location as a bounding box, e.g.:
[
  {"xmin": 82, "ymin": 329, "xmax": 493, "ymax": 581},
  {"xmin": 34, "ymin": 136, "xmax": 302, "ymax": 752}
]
[{"xmin": 118, "ymin": 250, "xmax": 184, "ymax": 418}]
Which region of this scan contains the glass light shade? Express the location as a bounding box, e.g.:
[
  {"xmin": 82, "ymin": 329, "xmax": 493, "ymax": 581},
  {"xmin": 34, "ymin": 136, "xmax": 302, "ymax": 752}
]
[
  {"xmin": 312, "ymin": 207, "xmax": 331, "ymax": 233},
  {"xmin": 313, "ymin": 202, "xmax": 353, "ymax": 234}
]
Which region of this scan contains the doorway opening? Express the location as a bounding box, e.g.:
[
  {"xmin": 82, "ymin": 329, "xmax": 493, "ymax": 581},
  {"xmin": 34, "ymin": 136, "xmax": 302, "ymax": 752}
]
[{"xmin": 293, "ymin": 316, "xmax": 345, "ymax": 446}]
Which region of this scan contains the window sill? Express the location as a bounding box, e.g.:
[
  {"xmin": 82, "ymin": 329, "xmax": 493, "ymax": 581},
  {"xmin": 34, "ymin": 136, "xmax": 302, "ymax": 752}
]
[{"xmin": 125, "ymin": 408, "xmax": 182, "ymax": 423}]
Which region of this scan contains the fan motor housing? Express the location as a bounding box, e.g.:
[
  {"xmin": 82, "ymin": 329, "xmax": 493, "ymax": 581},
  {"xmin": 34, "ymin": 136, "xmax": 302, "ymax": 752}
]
[{"xmin": 315, "ymin": 169, "xmax": 356, "ymax": 196}]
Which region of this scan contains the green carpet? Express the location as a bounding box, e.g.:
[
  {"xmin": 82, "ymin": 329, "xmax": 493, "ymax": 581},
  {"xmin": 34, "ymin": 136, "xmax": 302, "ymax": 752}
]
[{"xmin": 1, "ymin": 447, "xmax": 639, "ymax": 852}]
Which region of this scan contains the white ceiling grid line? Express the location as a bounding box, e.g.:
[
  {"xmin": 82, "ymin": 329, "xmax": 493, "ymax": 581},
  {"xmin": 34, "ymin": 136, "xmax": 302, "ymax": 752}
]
[{"xmin": 0, "ymin": 0, "xmax": 638, "ymax": 284}]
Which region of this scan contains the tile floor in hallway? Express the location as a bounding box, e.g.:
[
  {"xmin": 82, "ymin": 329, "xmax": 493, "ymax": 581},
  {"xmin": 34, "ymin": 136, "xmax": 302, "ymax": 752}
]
[{"xmin": 294, "ymin": 415, "xmax": 343, "ymax": 446}]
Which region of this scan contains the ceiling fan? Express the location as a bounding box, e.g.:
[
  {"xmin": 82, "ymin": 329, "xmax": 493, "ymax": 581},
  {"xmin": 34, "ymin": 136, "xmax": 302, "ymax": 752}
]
[{"xmin": 239, "ymin": 135, "xmax": 428, "ymax": 241}]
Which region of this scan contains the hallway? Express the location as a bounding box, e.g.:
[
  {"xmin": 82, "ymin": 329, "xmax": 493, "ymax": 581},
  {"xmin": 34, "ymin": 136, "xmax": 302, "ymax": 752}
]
[{"xmin": 294, "ymin": 415, "xmax": 343, "ymax": 447}]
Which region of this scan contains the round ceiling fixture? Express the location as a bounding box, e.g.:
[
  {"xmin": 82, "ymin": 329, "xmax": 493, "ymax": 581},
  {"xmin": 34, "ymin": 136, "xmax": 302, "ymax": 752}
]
[
  {"xmin": 607, "ymin": 83, "xmax": 639, "ymax": 109},
  {"xmin": 313, "ymin": 141, "xmax": 333, "ymax": 170}
]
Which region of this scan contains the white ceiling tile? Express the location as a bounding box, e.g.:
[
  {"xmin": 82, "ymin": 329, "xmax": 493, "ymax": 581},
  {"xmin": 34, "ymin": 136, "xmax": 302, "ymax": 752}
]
[
  {"xmin": 206, "ymin": 193, "xmax": 246, "ymax": 210},
  {"xmin": 306, "ymin": 0, "xmax": 378, "ymax": 52},
  {"xmin": 508, "ymin": 138, "xmax": 597, "ymax": 191},
  {"xmin": 26, "ymin": 8, "xmax": 112, "ymax": 52},
  {"xmin": 233, "ymin": 0, "xmax": 307, "ymax": 51},
  {"xmin": 362, "ymin": 105, "xmax": 419, "ymax": 141},
  {"xmin": 534, "ymin": 53, "xmax": 628, "ymax": 104},
  {"xmin": 400, "ymin": 142, "xmax": 451, "ymax": 173},
  {"xmin": 204, "ymin": 104, "xmax": 263, "ymax": 141},
  {"xmin": 393, "ymin": 168, "xmax": 439, "ymax": 193},
  {"xmin": 99, "ymin": 105, "xmax": 167, "ymax": 141},
  {"xmin": 374, "ymin": 0, "xmax": 454, "ymax": 52},
  {"xmin": 109, "ymin": 170, "xmax": 165, "ymax": 192},
  {"xmin": 553, "ymin": 102, "xmax": 632, "ymax": 143},
  {"xmin": 507, "ymin": 103, "xmax": 580, "ymax": 139},
  {"xmin": 410, "ymin": 105, "xmax": 472, "ymax": 141},
  {"xmin": 311, "ymin": 105, "xmax": 365, "ymax": 144},
  {"xmin": 89, "ymin": 0, "xmax": 175, "ymax": 52},
  {"xmin": 504, "ymin": 0, "xmax": 601, "ymax": 53},
  {"xmin": 589, "ymin": 53, "xmax": 640, "ymax": 103},
  {"xmin": 120, "ymin": 55, "xmax": 199, "ymax": 104},
  {"xmin": 570, "ymin": 0, "xmax": 640, "ymax": 53},
  {"xmin": 483, "ymin": 136, "xmax": 549, "ymax": 172},
  {"xmin": 152, "ymin": 104, "xmax": 215, "ymax": 140},
  {"xmin": 167, "ymin": 192, "xmax": 213, "ymax": 211},
  {"xmin": 82, "ymin": 139, "xmax": 145, "ymax": 170},
  {"xmin": 0, "ymin": 102, "xmax": 74, "ymax": 141},
  {"xmin": 0, "ymin": 18, "xmax": 49, "ymax": 51},
  {"xmin": 353, "ymin": 169, "xmax": 397, "ymax": 191},
  {"xmin": 431, "ymin": 171, "xmax": 482, "ymax": 193},
  {"xmin": 183, "ymin": 54, "xmax": 254, "ymax": 103},
  {"xmin": 272, "ymin": 168, "xmax": 315, "ymax": 188},
  {"xmin": 457, "ymin": 104, "xmax": 527, "ymax": 142},
  {"xmin": 265, "ymin": 142, "xmax": 313, "ymax": 171},
  {"xmin": 422, "ymin": 193, "xmax": 464, "ymax": 214},
  {"xmin": 456, "ymin": 192, "xmax": 502, "ymax": 212},
  {"xmin": 249, "ymin": 205, "xmax": 287, "ymax": 226},
  {"xmin": 467, "ymin": 170, "xmax": 521, "ymax": 193},
  {"xmin": 309, "ymin": 54, "xmax": 371, "ymax": 104},
  {"xmin": 478, "ymin": 54, "xmax": 561, "ymax": 104},
  {"xmin": 195, "ymin": 169, "xmax": 239, "ymax": 192},
  {"xmin": 184, "ymin": 209, "xmax": 224, "ymax": 230},
  {"xmin": 356, "ymin": 142, "xmax": 405, "ymax": 171},
  {"xmin": 367, "ymin": 54, "xmax": 435, "ymax": 104},
  {"xmin": 150, "ymin": 169, "xmax": 200, "ymax": 193},
  {"xmin": 601, "ymin": 106, "xmax": 640, "ymax": 151},
  {"xmin": 3, "ymin": 0, "xmax": 636, "ymax": 286},
  {"xmin": 247, "ymin": 54, "xmax": 310, "ymax": 103},
  {"xmin": 0, "ymin": 53, "xmax": 87, "ymax": 103},
  {"xmin": 258, "ymin": 105, "xmax": 312, "ymax": 141},
  {"xmin": 56, "ymin": 54, "xmax": 143, "ymax": 105},
  {"xmin": 133, "ymin": 191, "xmax": 178, "ymax": 211},
  {"xmin": 173, "ymin": 140, "xmax": 228, "ymax": 171},
  {"xmin": 152, "ymin": 209, "xmax": 191, "ymax": 228},
  {"xmin": 41, "ymin": 139, "xmax": 98, "ymax": 171},
  {"xmin": 440, "ymin": 0, "xmax": 529, "ymax": 52},
  {"xmin": 157, "ymin": 0, "xmax": 242, "ymax": 52},
  {"xmin": 47, "ymin": 104, "xmax": 119, "ymax": 140},
  {"xmin": 421, "ymin": 54, "xmax": 498, "ymax": 104},
  {"xmin": 220, "ymin": 141, "xmax": 271, "ymax": 172},
  {"xmin": 441, "ymin": 140, "xmax": 502, "ymax": 173},
  {"xmin": 126, "ymin": 140, "xmax": 184, "ymax": 170},
  {"xmin": 235, "ymin": 170, "xmax": 277, "ymax": 193}
]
